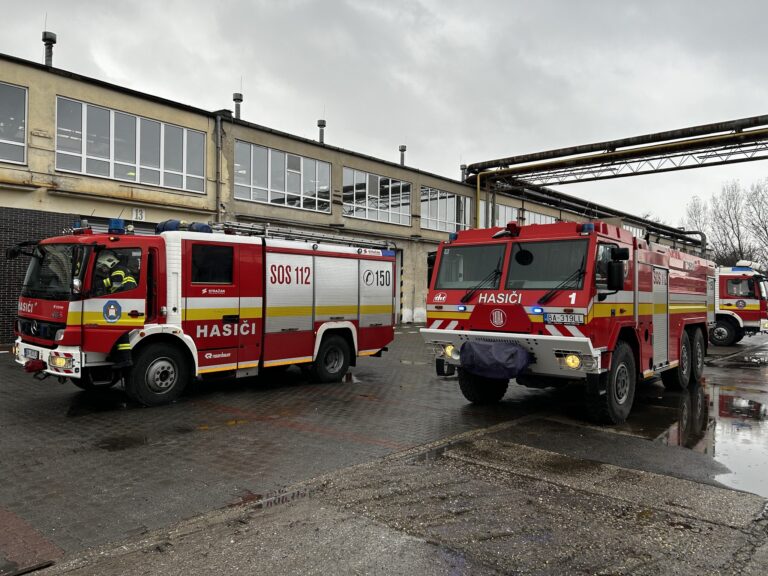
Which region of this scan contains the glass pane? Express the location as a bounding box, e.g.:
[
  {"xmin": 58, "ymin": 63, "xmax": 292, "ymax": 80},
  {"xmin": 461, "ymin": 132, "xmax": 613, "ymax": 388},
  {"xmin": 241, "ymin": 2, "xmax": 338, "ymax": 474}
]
[
  {"xmin": 401, "ymin": 183, "xmax": 411, "ymax": 215},
  {"xmin": 86, "ymin": 158, "xmax": 109, "ymax": 176},
  {"xmin": 235, "ymin": 184, "xmax": 251, "ymax": 199},
  {"xmin": 270, "ymin": 150, "xmax": 285, "ymax": 191},
  {"xmin": 253, "ymin": 188, "xmax": 268, "ymax": 202},
  {"xmin": 317, "ymin": 201, "xmax": 330, "ymax": 213},
  {"xmin": 271, "ymin": 190, "xmax": 286, "ymax": 204},
  {"xmin": 287, "ymin": 154, "xmax": 301, "ymax": 172},
  {"xmin": 234, "ymin": 141, "xmax": 251, "ymax": 185},
  {"xmin": 0, "ymin": 142, "xmax": 24, "ymax": 163},
  {"xmin": 186, "ymin": 176, "xmax": 204, "ymax": 192},
  {"xmin": 114, "ymin": 112, "xmax": 136, "ymax": 163},
  {"xmin": 164, "ymin": 172, "xmax": 183, "ymax": 188},
  {"xmin": 140, "ymin": 119, "xmax": 160, "ymax": 168},
  {"xmin": 343, "ymin": 204, "xmax": 354, "ymax": 216},
  {"xmin": 367, "ymin": 174, "xmax": 378, "ymax": 199},
  {"xmin": 379, "ymin": 178, "xmax": 390, "ymax": 212},
  {"xmin": 303, "ymin": 158, "xmax": 316, "ymax": 197},
  {"xmin": 192, "ymin": 245, "xmax": 233, "ymax": 284},
  {"xmin": 186, "ymin": 130, "xmax": 205, "ymax": 177},
  {"xmin": 446, "ymin": 195, "xmax": 456, "ymax": 225},
  {"xmin": 355, "ymin": 205, "xmax": 365, "ymax": 218},
  {"xmin": 0, "ymin": 83, "xmax": 25, "ymax": 144},
  {"xmin": 140, "ymin": 167, "xmax": 160, "ymax": 185},
  {"xmin": 56, "ymin": 152, "xmax": 81, "ymax": 171},
  {"xmin": 318, "ymin": 162, "xmax": 330, "ymax": 198},
  {"xmin": 86, "ymin": 105, "xmax": 110, "ymax": 159},
  {"xmin": 114, "ymin": 163, "xmax": 137, "ymax": 181},
  {"xmin": 164, "ymin": 125, "xmax": 183, "ymax": 172},
  {"xmin": 286, "ymin": 194, "xmax": 301, "ymax": 208},
  {"xmin": 57, "ymin": 98, "xmax": 82, "ymax": 154},
  {"xmin": 253, "ymin": 146, "xmax": 268, "ymax": 188},
  {"xmin": 287, "ymin": 171, "xmax": 300, "ymax": 194},
  {"xmin": 302, "ymin": 196, "xmax": 317, "ymax": 210},
  {"xmin": 402, "ymin": 215, "xmax": 411, "ymax": 226},
  {"xmin": 343, "ymin": 167, "xmax": 354, "ymax": 203},
  {"xmin": 354, "ymin": 171, "xmax": 366, "ymax": 205}
]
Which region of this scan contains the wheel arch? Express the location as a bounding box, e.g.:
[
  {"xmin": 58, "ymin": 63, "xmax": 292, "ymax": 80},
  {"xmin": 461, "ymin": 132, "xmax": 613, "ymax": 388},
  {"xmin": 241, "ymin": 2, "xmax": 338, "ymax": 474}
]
[
  {"xmin": 616, "ymin": 326, "xmax": 640, "ymax": 375},
  {"xmin": 127, "ymin": 328, "xmax": 198, "ymax": 375},
  {"xmin": 716, "ymin": 311, "xmax": 744, "ymax": 328},
  {"xmin": 314, "ymin": 322, "xmax": 357, "ymax": 366}
]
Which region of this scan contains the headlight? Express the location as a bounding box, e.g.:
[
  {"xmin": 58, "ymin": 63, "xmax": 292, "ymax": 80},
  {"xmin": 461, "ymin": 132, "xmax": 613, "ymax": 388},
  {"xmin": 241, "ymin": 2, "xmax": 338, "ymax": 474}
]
[
  {"xmin": 564, "ymin": 354, "xmax": 582, "ymax": 369},
  {"xmin": 444, "ymin": 344, "xmax": 461, "ymax": 360},
  {"xmin": 50, "ymin": 356, "xmax": 73, "ymax": 369}
]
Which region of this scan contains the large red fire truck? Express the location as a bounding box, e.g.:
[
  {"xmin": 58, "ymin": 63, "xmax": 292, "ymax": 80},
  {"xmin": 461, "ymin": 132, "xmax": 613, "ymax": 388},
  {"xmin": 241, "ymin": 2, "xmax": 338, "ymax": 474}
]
[
  {"xmin": 421, "ymin": 220, "xmax": 716, "ymax": 424},
  {"xmin": 8, "ymin": 220, "xmax": 396, "ymax": 406},
  {"xmin": 710, "ymin": 261, "xmax": 768, "ymax": 346}
]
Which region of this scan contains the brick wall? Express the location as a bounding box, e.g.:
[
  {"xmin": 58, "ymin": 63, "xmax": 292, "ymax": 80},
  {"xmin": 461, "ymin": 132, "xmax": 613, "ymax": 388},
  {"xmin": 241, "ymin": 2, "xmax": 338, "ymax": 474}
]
[{"xmin": 0, "ymin": 207, "xmax": 77, "ymax": 345}]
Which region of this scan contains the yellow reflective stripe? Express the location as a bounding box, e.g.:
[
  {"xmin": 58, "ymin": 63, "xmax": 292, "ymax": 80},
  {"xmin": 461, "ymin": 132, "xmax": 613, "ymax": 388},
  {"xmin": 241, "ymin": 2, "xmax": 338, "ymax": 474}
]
[
  {"xmin": 239, "ymin": 307, "xmax": 263, "ymax": 319},
  {"xmin": 112, "ymin": 270, "xmax": 125, "ymax": 279},
  {"xmin": 266, "ymin": 306, "xmax": 313, "ymax": 317},
  {"xmin": 427, "ymin": 311, "xmax": 471, "ymax": 320},
  {"xmin": 361, "ymin": 304, "xmax": 393, "ymax": 314},
  {"xmin": 263, "ymin": 357, "xmax": 312, "ymax": 367},
  {"xmin": 81, "ymin": 311, "xmax": 144, "ymax": 326},
  {"xmin": 316, "ymin": 305, "xmax": 358, "ymax": 316},
  {"xmin": 669, "ymin": 304, "xmax": 706, "ymax": 313},
  {"xmin": 117, "ymin": 344, "xmax": 131, "ymax": 350}
]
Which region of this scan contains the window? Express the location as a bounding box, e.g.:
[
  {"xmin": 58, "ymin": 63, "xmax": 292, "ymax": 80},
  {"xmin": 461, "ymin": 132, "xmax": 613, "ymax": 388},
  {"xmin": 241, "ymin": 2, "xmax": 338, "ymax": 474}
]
[
  {"xmin": 595, "ymin": 243, "xmax": 618, "ymax": 288},
  {"xmin": 0, "ymin": 81, "xmax": 26, "ymax": 164},
  {"xmin": 191, "ymin": 245, "xmax": 233, "ymax": 284},
  {"xmin": 342, "ymin": 168, "xmax": 412, "ymax": 225},
  {"xmin": 479, "ymin": 200, "xmax": 518, "ymax": 228},
  {"xmin": 727, "ymin": 279, "xmax": 756, "ymax": 298},
  {"xmin": 55, "ymin": 97, "xmax": 206, "ymax": 193},
  {"xmin": 420, "ymin": 186, "xmax": 471, "ymax": 232},
  {"xmin": 524, "ymin": 211, "xmax": 557, "ymax": 225},
  {"xmin": 93, "ymin": 248, "xmax": 142, "ymax": 296},
  {"xmin": 506, "ymin": 240, "xmax": 588, "ymax": 290},
  {"xmin": 434, "ymin": 244, "xmax": 506, "ymax": 290},
  {"xmin": 235, "ymin": 140, "xmax": 330, "ymax": 213}
]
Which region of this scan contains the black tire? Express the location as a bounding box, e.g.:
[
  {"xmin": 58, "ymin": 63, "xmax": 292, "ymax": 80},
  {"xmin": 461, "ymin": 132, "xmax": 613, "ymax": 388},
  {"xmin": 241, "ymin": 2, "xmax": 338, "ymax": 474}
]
[
  {"xmin": 311, "ymin": 335, "xmax": 351, "ymax": 383},
  {"xmin": 458, "ymin": 368, "xmax": 508, "ymax": 404},
  {"xmin": 587, "ymin": 341, "xmax": 636, "ymax": 425},
  {"xmin": 689, "ymin": 328, "xmax": 705, "ymax": 385},
  {"xmin": 661, "ymin": 330, "xmax": 691, "ymax": 390},
  {"xmin": 72, "ymin": 367, "xmax": 118, "ymax": 391},
  {"xmin": 125, "ymin": 343, "xmax": 189, "ymax": 406},
  {"xmin": 709, "ymin": 319, "xmax": 737, "ymax": 346},
  {"xmin": 688, "ymin": 383, "xmax": 707, "ymax": 444},
  {"xmin": 733, "ymin": 328, "xmax": 745, "ymax": 344}
]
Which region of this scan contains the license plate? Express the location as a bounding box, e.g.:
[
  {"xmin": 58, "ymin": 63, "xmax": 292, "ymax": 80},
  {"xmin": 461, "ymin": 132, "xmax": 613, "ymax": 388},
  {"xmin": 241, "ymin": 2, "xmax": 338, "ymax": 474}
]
[
  {"xmin": 23, "ymin": 348, "xmax": 39, "ymax": 360},
  {"xmin": 544, "ymin": 313, "xmax": 584, "ymax": 325}
]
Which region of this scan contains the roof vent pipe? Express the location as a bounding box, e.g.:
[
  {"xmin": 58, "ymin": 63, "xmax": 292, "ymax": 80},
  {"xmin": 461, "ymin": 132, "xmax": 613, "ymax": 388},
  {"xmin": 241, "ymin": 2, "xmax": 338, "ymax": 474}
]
[
  {"xmin": 399, "ymin": 145, "xmax": 407, "ymax": 166},
  {"xmin": 318, "ymin": 119, "xmax": 326, "ymax": 144},
  {"xmin": 460, "ymin": 164, "xmax": 467, "ymax": 182},
  {"xmin": 42, "ymin": 31, "xmax": 57, "ymax": 67},
  {"xmin": 233, "ymin": 93, "xmax": 243, "ymax": 119}
]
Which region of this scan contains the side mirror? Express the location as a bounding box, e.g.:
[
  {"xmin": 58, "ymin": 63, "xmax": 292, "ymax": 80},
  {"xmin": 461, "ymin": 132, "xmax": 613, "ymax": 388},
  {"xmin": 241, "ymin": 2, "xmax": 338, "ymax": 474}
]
[
  {"xmin": 611, "ymin": 247, "xmax": 630, "ymax": 261},
  {"xmin": 607, "ymin": 261, "xmax": 625, "ymax": 291}
]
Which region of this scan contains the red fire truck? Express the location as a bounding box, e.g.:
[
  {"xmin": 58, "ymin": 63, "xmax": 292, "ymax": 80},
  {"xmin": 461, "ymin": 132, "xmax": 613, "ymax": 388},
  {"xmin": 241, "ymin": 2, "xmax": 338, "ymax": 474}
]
[
  {"xmin": 421, "ymin": 220, "xmax": 716, "ymax": 424},
  {"xmin": 8, "ymin": 220, "xmax": 396, "ymax": 406},
  {"xmin": 710, "ymin": 261, "xmax": 768, "ymax": 346}
]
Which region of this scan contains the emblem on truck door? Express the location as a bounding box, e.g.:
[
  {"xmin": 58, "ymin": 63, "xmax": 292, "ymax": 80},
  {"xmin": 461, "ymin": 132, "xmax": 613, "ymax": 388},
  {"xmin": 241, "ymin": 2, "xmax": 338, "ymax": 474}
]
[
  {"xmin": 490, "ymin": 309, "xmax": 507, "ymax": 328},
  {"xmin": 103, "ymin": 300, "xmax": 122, "ymax": 323}
]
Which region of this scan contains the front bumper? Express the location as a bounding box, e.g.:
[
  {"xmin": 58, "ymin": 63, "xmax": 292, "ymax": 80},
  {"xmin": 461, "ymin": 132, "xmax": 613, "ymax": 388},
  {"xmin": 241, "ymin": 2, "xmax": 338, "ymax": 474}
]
[
  {"xmin": 13, "ymin": 338, "xmax": 83, "ymax": 379},
  {"xmin": 421, "ymin": 328, "xmax": 604, "ymax": 377}
]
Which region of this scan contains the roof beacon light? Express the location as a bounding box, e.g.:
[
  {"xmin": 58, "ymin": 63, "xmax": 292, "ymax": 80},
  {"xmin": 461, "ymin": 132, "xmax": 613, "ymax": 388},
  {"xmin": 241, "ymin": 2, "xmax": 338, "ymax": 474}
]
[
  {"xmin": 579, "ymin": 223, "xmax": 595, "ymax": 235},
  {"xmin": 108, "ymin": 218, "xmax": 126, "ymax": 235},
  {"xmin": 448, "ymin": 232, "xmax": 459, "ymax": 242}
]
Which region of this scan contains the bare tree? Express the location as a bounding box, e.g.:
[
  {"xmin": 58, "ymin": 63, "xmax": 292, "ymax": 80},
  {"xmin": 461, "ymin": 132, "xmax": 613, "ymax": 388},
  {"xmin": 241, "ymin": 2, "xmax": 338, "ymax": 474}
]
[
  {"xmin": 684, "ymin": 195, "xmax": 710, "ymax": 236},
  {"xmin": 745, "ymin": 179, "xmax": 768, "ymax": 264},
  {"xmin": 707, "ymin": 181, "xmax": 758, "ymax": 266}
]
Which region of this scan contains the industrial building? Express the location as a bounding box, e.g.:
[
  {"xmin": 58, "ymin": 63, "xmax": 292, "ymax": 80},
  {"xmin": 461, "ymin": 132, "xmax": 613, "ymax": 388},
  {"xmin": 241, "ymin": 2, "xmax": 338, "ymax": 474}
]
[{"xmin": 0, "ymin": 40, "xmax": 675, "ymax": 344}]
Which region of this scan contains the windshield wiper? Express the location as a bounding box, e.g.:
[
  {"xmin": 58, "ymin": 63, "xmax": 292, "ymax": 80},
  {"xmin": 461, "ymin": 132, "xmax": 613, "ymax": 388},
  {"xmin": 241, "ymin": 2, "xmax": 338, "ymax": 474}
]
[
  {"xmin": 461, "ymin": 258, "xmax": 503, "ymax": 303},
  {"xmin": 538, "ymin": 256, "xmax": 586, "ymax": 304}
]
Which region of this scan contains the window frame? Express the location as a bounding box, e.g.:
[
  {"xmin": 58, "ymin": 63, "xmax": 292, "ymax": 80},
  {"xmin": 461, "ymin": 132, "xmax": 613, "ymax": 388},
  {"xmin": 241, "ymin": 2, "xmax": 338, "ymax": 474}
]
[
  {"xmin": 342, "ymin": 167, "xmax": 412, "ymax": 226},
  {"xmin": 0, "ymin": 80, "xmax": 28, "ymax": 165},
  {"xmin": 420, "ymin": 185, "xmax": 471, "ymax": 232},
  {"xmin": 54, "ymin": 96, "xmax": 206, "ymax": 194}
]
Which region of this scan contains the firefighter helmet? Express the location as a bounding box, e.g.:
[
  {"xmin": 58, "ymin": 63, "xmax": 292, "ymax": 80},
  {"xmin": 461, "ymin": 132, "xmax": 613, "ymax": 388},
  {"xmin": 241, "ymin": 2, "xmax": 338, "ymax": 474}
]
[{"xmin": 96, "ymin": 250, "xmax": 120, "ymax": 275}]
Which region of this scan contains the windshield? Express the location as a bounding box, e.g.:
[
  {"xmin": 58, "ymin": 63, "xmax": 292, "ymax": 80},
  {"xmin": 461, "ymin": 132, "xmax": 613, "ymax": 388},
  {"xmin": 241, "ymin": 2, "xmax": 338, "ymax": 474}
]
[
  {"xmin": 434, "ymin": 244, "xmax": 507, "ymax": 290},
  {"xmin": 21, "ymin": 244, "xmax": 90, "ymax": 301},
  {"xmin": 506, "ymin": 239, "xmax": 589, "ymax": 290}
]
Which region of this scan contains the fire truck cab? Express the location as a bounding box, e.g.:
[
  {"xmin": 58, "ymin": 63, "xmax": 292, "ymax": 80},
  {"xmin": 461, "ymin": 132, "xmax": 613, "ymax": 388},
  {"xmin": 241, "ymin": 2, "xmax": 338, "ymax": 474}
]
[
  {"xmin": 421, "ymin": 220, "xmax": 716, "ymax": 424},
  {"xmin": 710, "ymin": 260, "xmax": 768, "ymax": 346},
  {"xmin": 9, "ymin": 220, "xmax": 396, "ymax": 406}
]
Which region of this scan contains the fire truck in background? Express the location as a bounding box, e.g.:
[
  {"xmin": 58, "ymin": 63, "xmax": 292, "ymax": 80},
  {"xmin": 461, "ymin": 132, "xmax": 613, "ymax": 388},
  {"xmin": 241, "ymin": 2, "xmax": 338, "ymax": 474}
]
[
  {"xmin": 710, "ymin": 260, "xmax": 768, "ymax": 346},
  {"xmin": 8, "ymin": 220, "xmax": 396, "ymax": 406},
  {"xmin": 422, "ymin": 220, "xmax": 716, "ymax": 424}
]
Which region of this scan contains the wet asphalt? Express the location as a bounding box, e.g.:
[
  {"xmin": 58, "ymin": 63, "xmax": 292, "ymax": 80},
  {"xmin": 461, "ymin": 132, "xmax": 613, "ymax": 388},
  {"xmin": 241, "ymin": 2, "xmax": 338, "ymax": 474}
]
[{"xmin": 1, "ymin": 329, "xmax": 767, "ymax": 575}]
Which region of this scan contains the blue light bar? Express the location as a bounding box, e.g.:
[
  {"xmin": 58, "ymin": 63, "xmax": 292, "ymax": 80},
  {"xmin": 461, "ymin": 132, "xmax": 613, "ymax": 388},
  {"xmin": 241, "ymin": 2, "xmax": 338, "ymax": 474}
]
[
  {"xmin": 108, "ymin": 218, "xmax": 126, "ymax": 234},
  {"xmin": 448, "ymin": 232, "xmax": 459, "ymax": 241},
  {"xmin": 579, "ymin": 223, "xmax": 595, "ymax": 233}
]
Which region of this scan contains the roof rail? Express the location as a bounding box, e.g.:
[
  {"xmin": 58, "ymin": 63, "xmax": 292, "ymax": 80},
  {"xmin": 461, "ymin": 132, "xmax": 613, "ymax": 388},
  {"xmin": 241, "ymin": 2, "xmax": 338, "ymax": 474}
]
[{"xmin": 210, "ymin": 221, "xmax": 395, "ymax": 250}]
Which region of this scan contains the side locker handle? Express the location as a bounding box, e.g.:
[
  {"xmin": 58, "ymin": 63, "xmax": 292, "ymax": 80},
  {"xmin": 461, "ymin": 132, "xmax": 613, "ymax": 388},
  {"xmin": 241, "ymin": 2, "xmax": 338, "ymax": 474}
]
[{"xmin": 223, "ymin": 314, "xmax": 240, "ymax": 324}]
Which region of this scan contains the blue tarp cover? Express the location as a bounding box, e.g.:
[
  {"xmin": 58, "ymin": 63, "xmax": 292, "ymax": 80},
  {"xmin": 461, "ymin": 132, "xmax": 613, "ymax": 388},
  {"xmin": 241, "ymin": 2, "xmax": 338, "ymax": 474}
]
[{"xmin": 460, "ymin": 340, "xmax": 530, "ymax": 380}]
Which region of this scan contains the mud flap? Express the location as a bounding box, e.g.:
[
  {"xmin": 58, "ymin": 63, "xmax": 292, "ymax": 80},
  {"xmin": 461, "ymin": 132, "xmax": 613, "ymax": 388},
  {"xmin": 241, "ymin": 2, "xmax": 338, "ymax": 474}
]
[
  {"xmin": 435, "ymin": 358, "xmax": 456, "ymax": 377},
  {"xmin": 459, "ymin": 340, "xmax": 530, "ymax": 380}
]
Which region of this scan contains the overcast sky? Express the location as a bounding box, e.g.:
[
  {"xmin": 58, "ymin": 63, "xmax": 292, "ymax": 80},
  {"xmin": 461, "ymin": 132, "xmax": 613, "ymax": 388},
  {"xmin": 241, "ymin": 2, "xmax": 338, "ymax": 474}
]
[{"xmin": 3, "ymin": 0, "xmax": 767, "ymax": 225}]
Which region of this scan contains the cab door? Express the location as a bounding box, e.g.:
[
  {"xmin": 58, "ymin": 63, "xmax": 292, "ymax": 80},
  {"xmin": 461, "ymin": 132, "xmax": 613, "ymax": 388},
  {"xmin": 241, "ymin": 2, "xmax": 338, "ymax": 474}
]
[
  {"xmin": 182, "ymin": 240, "xmax": 239, "ymax": 374},
  {"xmin": 237, "ymin": 242, "xmax": 264, "ymax": 374}
]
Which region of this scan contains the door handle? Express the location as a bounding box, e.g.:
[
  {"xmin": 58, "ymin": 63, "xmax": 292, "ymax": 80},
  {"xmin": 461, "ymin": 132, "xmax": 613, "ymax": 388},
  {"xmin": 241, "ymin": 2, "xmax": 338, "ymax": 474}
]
[
  {"xmin": 128, "ymin": 310, "xmax": 145, "ymax": 318},
  {"xmin": 223, "ymin": 314, "xmax": 240, "ymax": 323}
]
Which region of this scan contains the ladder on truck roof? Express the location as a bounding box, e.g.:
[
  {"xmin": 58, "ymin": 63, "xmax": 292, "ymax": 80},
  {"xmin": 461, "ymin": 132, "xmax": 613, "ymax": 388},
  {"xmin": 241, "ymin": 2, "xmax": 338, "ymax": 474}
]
[{"xmin": 210, "ymin": 221, "xmax": 395, "ymax": 251}]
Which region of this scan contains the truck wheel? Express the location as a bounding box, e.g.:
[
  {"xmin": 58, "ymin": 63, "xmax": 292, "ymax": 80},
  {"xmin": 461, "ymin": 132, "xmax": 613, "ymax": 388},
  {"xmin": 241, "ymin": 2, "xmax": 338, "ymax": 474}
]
[
  {"xmin": 125, "ymin": 344, "xmax": 189, "ymax": 406},
  {"xmin": 690, "ymin": 328, "xmax": 705, "ymax": 385},
  {"xmin": 458, "ymin": 368, "xmax": 508, "ymax": 404},
  {"xmin": 587, "ymin": 341, "xmax": 636, "ymax": 425},
  {"xmin": 709, "ymin": 319, "xmax": 736, "ymax": 346},
  {"xmin": 311, "ymin": 336, "xmax": 350, "ymax": 383},
  {"xmin": 661, "ymin": 330, "xmax": 691, "ymax": 390},
  {"xmin": 733, "ymin": 328, "xmax": 745, "ymax": 344}
]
